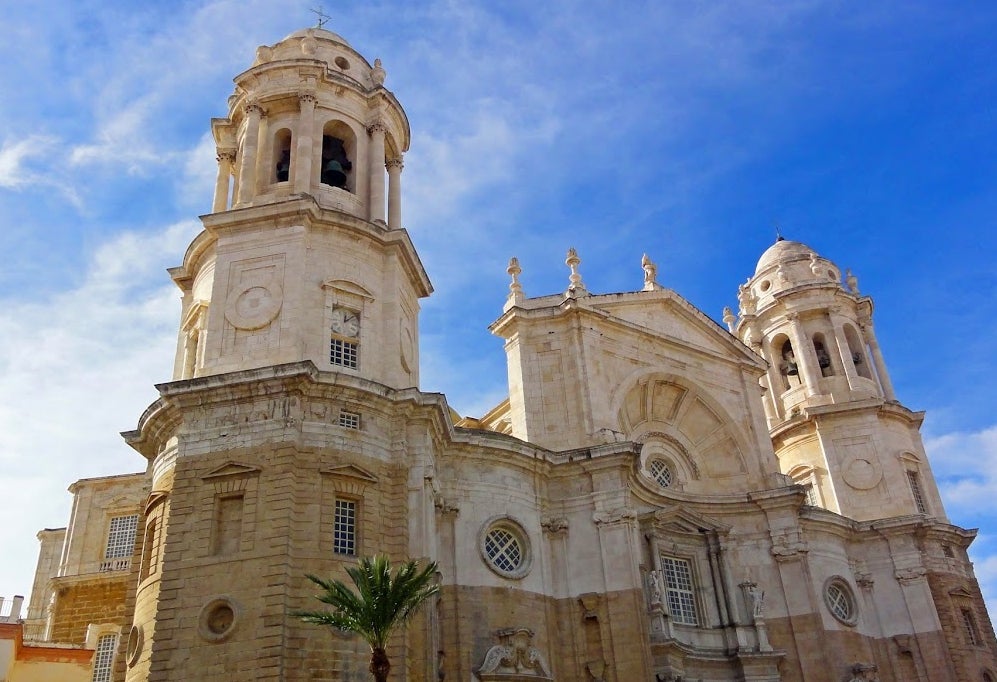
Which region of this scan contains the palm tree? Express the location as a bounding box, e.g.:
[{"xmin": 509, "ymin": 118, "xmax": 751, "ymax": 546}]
[{"xmin": 296, "ymin": 554, "xmax": 440, "ymax": 682}]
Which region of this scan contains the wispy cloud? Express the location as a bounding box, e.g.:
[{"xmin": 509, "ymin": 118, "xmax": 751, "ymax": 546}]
[
  {"xmin": 0, "ymin": 220, "xmax": 200, "ymax": 601},
  {"xmin": 0, "ymin": 135, "xmax": 59, "ymax": 189}
]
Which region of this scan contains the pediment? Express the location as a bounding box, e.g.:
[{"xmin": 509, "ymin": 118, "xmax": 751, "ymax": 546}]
[
  {"xmin": 948, "ymin": 587, "xmax": 975, "ymax": 599},
  {"xmin": 201, "ymin": 462, "xmax": 261, "ymax": 480},
  {"xmin": 321, "ymin": 279, "xmax": 374, "ymax": 300},
  {"xmin": 320, "ymin": 464, "xmax": 378, "ymax": 483},
  {"xmin": 145, "ymin": 491, "xmax": 169, "ymax": 513},
  {"xmin": 643, "ymin": 505, "xmax": 730, "ymax": 535},
  {"xmin": 589, "ymin": 291, "xmax": 763, "ymax": 367}
]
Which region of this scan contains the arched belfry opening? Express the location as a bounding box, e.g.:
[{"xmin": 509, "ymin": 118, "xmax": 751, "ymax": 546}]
[
  {"xmin": 273, "ymin": 128, "xmax": 292, "ymax": 183},
  {"xmin": 843, "ymin": 323, "xmax": 873, "ymax": 380},
  {"xmin": 812, "ymin": 332, "xmax": 834, "ymax": 377},
  {"xmin": 321, "ymin": 121, "xmax": 355, "ymax": 191}
]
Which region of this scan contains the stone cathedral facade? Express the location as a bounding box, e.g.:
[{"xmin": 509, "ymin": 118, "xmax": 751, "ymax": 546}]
[{"xmin": 18, "ymin": 26, "xmax": 997, "ymax": 682}]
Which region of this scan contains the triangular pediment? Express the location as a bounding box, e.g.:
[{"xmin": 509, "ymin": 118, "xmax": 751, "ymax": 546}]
[
  {"xmin": 201, "ymin": 462, "xmax": 261, "ymax": 480},
  {"xmin": 643, "ymin": 505, "xmax": 730, "ymax": 535},
  {"xmin": 589, "ymin": 291, "xmax": 762, "ymax": 367},
  {"xmin": 320, "ymin": 464, "xmax": 378, "ymax": 483},
  {"xmin": 948, "ymin": 587, "xmax": 975, "ymax": 599}
]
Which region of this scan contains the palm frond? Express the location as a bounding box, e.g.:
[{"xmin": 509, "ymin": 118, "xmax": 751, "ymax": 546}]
[{"xmin": 296, "ymin": 555, "xmax": 439, "ymax": 652}]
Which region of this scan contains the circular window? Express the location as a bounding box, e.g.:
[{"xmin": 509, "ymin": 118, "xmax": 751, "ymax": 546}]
[
  {"xmin": 759, "ymin": 280, "xmax": 771, "ymax": 292},
  {"xmin": 334, "ymin": 56, "xmax": 350, "ymax": 70},
  {"xmin": 198, "ymin": 597, "xmax": 240, "ymax": 642},
  {"xmin": 126, "ymin": 625, "xmax": 143, "ymax": 667},
  {"xmin": 648, "ymin": 459, "xmax": 673, "ymax": 488},
  {"xmin": 479, "ymin": 518, "xmax": 532, "ymax": 579},
  {"xmin": 823, "ymin": 577, "xmax": 857, "ymax": 625}
]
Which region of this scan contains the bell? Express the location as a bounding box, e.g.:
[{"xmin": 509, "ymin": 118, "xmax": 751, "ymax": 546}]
[
  {"xmin": 275, "ymin": 160, "xmax": 290, "ymax": 182},
  {"xmin": 322, "ymin": 160, "xmax": 347, "ymax": 188},
  {"xmin": 785, "ymin": 362, "xmax": 799, "ymax": 376}
]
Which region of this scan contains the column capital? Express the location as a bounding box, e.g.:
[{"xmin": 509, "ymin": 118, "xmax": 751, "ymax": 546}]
[
  {"xmin": 367, "ymin": 120, "xmax": 388, "ymax": 135},
  {"xmin": 298, "ymin": 93, "xmax": 317, "ymax": 106},
  {"xmin": 216, "ymin": 149, "xmax": 237, "ymax": 164},
  {"xmin": 385, "ymin": 156, "xmax": 404, "ymax": 171},
  {"xmin": 244, "ymin": 103, "xmax": 265, "ymax": 117}
]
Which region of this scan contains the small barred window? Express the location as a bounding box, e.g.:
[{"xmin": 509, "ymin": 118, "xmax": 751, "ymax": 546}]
[
  {"xmin": 479, "ymin": 518, "xmax": 531, "ymax": 579},
  {"xmin": 485, "ymin": 528, "xmax": 523, "ymax": 573},
  {"xmin": 648, "ymin": 459, "xmax": 673, "ymax": 488},
  {"xmin": 105, "ymin": 515, "xmax": 138, "ymax": 560},
  {"xmin": 661, "ymin": 556, "xmax": 698, "ymax": 625},
  {"xmin": 91, "ymin": 634, "xmax": 117, "ymax": 682},
  {"xmin": 339, "ymin": 410, "xmax": 361, "ymax": 430},
  {"xmin": 333, "ymin": 499, "xmax": 357, "ymax": 555},
  {"xmin": 330, "ymin": 338, "xmax": 359, "ymax": 369},
  {"xmin": 823, "ymin": 577, "xmax": 857, "ymax": 625},
  {"xmin": 907, "ymin": 471, "xmax": 927, "ymax": 514},
  {"xmin": 962, "ymin": 608, "xmax": 982, "ymax": 646}
]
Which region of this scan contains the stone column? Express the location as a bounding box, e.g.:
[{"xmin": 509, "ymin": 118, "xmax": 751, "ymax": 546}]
[
  {"xmin": 293, "ymin": 94, "xmax": 317, "ymax": 194},
  {"xmin": 386, "ymin": 156, "xmax": 403, "ymax": 229},
  {"xmin": 367, "ymin": 121, "xmax": 387, "ymax": 223},
  {"xmin": 787, "ymin": 315, "xmax": 821, "ymax": 397},
  {"xmin": 236, "ymin": 104, "xmax": 264, "ymax": 205},
  {"xmin": 862, "ymin": 320, "xmax": 897, "ymax": 400},
  {"xmin": 212, "ymin": 150, "xmax": 235, "ymax": 213}
]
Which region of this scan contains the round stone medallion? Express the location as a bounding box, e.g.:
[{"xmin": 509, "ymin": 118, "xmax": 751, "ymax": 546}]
[
  {"xmin": 225, "ymin": 281, "xmax": 283, "ymax": 330},
  {"xmin": 842, "ymin": 456, "xmax": 882, "ymax": 490}
]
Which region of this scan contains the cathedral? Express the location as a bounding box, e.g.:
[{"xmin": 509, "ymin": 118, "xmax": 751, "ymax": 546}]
[{"xmin": 9, "ymin": 25, "xmax": 997, "ymax": 682}]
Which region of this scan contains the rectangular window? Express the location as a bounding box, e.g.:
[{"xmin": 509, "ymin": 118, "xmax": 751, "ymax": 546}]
[
  {"xmin": 213, "ymin": 495, "xmax": 245, "ymax": 556},
  {"xmin": 101, "ymin": 514, "xmax": 138, "ymax": 571},
  {"xmin": 803, "ymin": 483, "xmax": 819, "ymax": 507},
  {"xmin": 962, "ymin": 608, "xmax": 981, "ymax": 646},
  {"xmin": 330, "ymin": 338, "xmax": 359, "ymax": 369},
  {"xmin": 91, "ymin": 633, "xmax": 117, "ymax": 682},
  {"xmin": 907, "ymin": 471, "xmax": 927, "ymax": 514},
  {"xmin": 333, "ymin": 499, "xmax": 357, "ymax": 555},
  {"xmin": 661, "ymin": 556, "xmax": 698, "ymax": 625},
  {"xmin": 339, "ymin": 410, "xmax": 361, "ymax": 430}
]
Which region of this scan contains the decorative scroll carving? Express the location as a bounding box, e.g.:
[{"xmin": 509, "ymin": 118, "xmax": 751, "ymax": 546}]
[
  {"xmin": 540, "ymin": 517, "xmax": 568, "ymax": 535},
  {"xmin": 770, "ymin": 529, "xmax": 808, "ymax": 561},
  {"xmin": 475, "ymin": 628, "xmax": 552, "ymax": 681},
  {"xmin": 848, "ymin": 662, "xmax": 879, "ymax": 682},
  {"xmin": 854, "ymin": 572, "xmax": 874, "ymax": 589},
  {"xmin": 894, "ymin": 566, "xmax": 926, "ymax": 584},
  {"xmin": 592, "ymin": 507, "xmax": 637, "ymax": 526},
  {"xmin": 579, "ymin": 593, "xmax": 601, "ymax": 620},
  {"xmin": 433, "ymin": 495, "xmax": 459, "ymax": 516}
]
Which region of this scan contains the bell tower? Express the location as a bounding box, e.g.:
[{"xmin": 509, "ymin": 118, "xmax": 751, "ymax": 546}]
[
  {"xmin": 169, "ymin": 27, "xmax": 430, "ymax": 389},
  {"xmin": 730, "ymin": 238, "xmax": 945, "ymax": 521},
  {"xmin": 124, "ymin": 28, "xmax": 438, "ymax": 682}
]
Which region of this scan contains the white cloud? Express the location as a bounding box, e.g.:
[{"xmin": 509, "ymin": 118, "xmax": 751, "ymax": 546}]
[
  {"xmin": 0, "ymin": 135, "xmax": 58, "ymax": 189},
  {"xmin": 927, "ymin": 425, "xmax": 997, "ymax": 514},
  {"xmin": 0, "ymin": 219, "xmax": 200, "ymax": 602}
]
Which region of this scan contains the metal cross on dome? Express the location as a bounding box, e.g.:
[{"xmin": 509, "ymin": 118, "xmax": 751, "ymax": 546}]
[{"xmin": 310, "ymin": 6, "xmax": 331, "ymax": 29}]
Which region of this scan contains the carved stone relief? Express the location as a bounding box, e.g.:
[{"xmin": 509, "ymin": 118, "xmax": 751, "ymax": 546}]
[{"xmin": 475, "ymin": 628, "xmax": 553, "ymax": 681}]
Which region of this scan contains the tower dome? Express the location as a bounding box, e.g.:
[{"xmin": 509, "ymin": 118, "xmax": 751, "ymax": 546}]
[{"xmin": 754, "ymin": 238, "xmax": 817, "ymax": 274}]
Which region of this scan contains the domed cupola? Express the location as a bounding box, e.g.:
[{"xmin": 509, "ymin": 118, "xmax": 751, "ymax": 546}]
[
  {"xmin": 209, "ymin": 27, "xmax": 409, "ymax": 226},
  {"xmin": 727, "ymin": 237, "xmax": 895, "ymax": 426}
]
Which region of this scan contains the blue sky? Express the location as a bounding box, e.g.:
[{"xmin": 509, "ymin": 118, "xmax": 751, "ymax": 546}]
[{"xmin": 1, "ymin": 0, "xmax": 996, "ymax": 617}]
